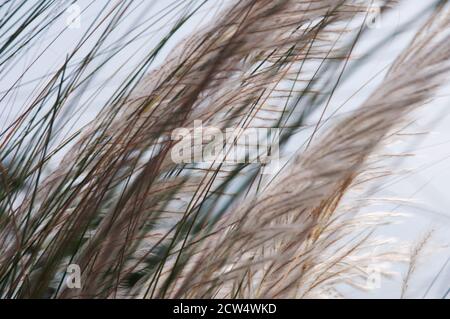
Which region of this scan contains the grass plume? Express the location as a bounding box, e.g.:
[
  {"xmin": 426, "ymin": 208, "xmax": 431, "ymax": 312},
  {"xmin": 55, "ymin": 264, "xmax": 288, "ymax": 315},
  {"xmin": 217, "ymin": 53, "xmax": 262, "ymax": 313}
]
[{"xmin": 0, "ymin": 0, "xmax": 449, "ymax": 298}]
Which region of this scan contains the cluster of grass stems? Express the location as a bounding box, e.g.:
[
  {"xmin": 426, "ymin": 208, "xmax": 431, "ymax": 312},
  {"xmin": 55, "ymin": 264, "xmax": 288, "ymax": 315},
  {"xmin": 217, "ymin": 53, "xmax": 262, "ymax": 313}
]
[{"xmin": 0, "ymin": 0, "xmax": 449, "ymax": 298}]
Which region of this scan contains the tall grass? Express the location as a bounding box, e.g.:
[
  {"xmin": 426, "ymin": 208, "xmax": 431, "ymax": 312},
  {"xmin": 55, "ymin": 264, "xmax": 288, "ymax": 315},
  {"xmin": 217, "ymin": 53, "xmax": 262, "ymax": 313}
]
[{"xmin": 0, "ymin": 0, "xmax": 449, "ymax": 298}]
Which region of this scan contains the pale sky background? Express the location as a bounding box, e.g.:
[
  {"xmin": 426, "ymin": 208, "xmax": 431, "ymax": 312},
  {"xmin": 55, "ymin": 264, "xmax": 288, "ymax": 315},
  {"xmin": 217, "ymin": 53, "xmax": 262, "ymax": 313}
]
[{"xmin": 1, "ymin": 0, "xmax": 449, "ymax": 298}]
